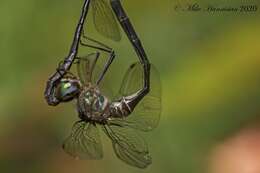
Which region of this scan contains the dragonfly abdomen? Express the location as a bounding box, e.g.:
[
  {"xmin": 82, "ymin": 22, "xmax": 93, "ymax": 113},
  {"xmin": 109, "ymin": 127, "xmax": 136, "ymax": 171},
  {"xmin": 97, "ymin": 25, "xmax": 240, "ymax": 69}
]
[{"xmin": 109, "ymin": 98, "xmax": 132, "ymax": 118}]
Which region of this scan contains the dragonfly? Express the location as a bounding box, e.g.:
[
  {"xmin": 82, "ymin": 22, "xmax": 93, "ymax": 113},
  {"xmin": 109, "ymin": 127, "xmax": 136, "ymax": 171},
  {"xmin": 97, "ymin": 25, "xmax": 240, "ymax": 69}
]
[
  {"xmin": 54, "ymin": 52, "xmax": 161, "ymax": 168},
  {"xmin": 44, "ymin": 0, "xmax": 159, "ymax": 168},
  {"xmin": 45, "ymin": 0, "xmax": 145, "ymax": 105}
]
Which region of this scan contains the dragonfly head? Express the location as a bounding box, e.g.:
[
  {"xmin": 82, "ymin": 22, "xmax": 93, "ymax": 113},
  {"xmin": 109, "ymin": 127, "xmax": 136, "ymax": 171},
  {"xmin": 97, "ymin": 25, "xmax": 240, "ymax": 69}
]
[
  {"xmin": 78, "ymin": 87, "xmax": 109, "ymax": 119},
  {"xmin": 55, "ymin": 77, "xmax": 81, "ymax": 102}
]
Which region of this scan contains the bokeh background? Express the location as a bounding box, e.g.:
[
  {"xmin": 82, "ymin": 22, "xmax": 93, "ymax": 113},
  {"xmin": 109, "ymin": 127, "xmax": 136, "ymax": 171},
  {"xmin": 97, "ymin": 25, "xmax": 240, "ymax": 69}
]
[{"xmin": 1, "ymin": 0, "xmax": 260, "ymax": 172}]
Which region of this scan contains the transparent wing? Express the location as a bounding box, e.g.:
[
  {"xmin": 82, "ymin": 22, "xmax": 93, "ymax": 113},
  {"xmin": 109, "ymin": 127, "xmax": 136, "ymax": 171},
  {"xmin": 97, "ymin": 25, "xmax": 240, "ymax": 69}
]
[
  {"xmin": 102, "ymin": 122, "xmax": 152, "ymax": 168},
  {"xmin": 91, "ymin": 0, "xmax": 121, "ymax": 41},
  {"xmin": 113, "ymin": 62, "xmax": 161, "ymax": 131},
  {"xmin": 63, "ymin": 121, "xmax": 103, "ymax": 159},
  {"xmin": 77, "ymin": 53, "xmax": 98, "ymax": 85},
  {"xmin": 76, "ymin": 53, "xmax": 114, "ymax": 99}
]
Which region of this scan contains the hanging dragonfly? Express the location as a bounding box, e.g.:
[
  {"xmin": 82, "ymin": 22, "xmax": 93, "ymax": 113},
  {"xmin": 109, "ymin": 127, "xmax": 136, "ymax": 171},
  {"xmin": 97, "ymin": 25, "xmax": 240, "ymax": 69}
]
[
  {"xmin": 46, "ymin": 0, "xmax": 119, "ymax": 104},
  {"xmin": 54, "ymin": 52, "xmax": 161, "ymax": 168},
  {"xmin": 45, "ymin": 0, "xmax": 150, "ymax": 106},
  {"xmin": 44, "ymin": 0, "xmax": 160, "ymax": 168}
]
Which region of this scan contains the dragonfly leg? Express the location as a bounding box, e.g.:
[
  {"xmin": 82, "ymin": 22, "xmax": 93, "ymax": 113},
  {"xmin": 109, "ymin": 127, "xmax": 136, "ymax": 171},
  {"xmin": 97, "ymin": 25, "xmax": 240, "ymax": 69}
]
[
  {"xmin": 80, "ymin": 40, "xmax": 111, "ymax": 54},
  {"xmin": 96, "ymin": 51, "xmax": 115, "ymax": 85},
  {"xmin": 82, "ymin": 30, "xmax": 113, "ymax": 51},
  {"xmin": 110, "ymin": 0, "xmax": 150, "ymax": 111},
  {"xmin": 80, "ymin": 34, "xmax": 116, "ymax": 86}
]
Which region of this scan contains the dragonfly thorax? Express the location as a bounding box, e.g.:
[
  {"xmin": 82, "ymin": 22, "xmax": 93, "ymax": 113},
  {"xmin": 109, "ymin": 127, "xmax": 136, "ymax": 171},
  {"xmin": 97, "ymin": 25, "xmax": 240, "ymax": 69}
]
[{"xmin": 78, "ymin": 86, "xmax": 109, "ymax": 122}]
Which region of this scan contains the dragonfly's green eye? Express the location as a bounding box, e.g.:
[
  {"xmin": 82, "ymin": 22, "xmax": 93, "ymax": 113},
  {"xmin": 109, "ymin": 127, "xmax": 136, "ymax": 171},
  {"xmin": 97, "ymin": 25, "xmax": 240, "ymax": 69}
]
[{"xmin": 56, "ymin": 78, "xmax": 80, "ymax": 102}]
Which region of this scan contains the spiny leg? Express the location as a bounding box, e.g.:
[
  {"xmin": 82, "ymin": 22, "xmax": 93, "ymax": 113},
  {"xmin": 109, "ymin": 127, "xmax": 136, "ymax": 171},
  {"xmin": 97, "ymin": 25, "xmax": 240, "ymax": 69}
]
[
  {"xmin": 82, "ymin": 29, "xmax": 112, "ymax": 51},
  {"xmin": 80, "ymin": 30, "xmax": 116, "ymax": 85},
  {"xmin": 80, "ymin": 39, "xmax": 111, "ymax": 53}
]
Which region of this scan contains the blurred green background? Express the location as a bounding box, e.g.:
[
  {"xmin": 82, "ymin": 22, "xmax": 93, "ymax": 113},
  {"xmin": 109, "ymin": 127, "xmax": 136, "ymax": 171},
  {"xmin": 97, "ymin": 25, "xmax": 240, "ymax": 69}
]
[{"xmin": 0, "ymin": 0, "xmax": 260, "ymax": 172}]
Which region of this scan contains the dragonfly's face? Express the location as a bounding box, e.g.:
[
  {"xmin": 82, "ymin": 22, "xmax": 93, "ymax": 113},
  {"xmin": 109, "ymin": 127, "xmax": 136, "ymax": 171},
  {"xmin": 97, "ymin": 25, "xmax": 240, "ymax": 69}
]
[
  {"xmin": 78, "ymin": 87, "xmax": 109, "ymax": 120},
  {"xmin": 56, "ymin": 77, "xmax": 81, "ymax": 102}
]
